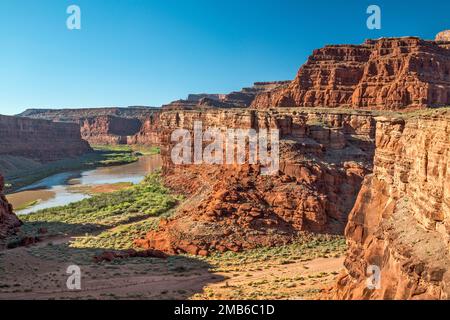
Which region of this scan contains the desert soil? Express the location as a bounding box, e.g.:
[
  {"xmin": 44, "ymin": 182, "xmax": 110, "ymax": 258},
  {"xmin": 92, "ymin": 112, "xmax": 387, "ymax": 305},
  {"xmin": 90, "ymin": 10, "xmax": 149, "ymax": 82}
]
[{"xmin": 0, "ymin": 235, "xmax": 345, "ymax": 300}]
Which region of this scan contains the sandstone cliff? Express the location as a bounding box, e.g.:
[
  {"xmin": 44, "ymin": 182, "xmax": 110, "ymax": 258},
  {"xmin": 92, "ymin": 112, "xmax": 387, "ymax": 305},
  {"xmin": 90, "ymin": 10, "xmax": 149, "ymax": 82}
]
[
  {"xmin": 252, "ymin": 37, "xmax": 450, "ymax": 110},
  {"xmin": 80, "ymin": 115, "xmax": 142, "ymax": 145},
  {"xmin": 332, "ymin": 109, "xmax": 450, "ymax": 299},
  {"xmin": 127, "ymin": 113, "xmax": 161, "ymax": 145},
  {"xmin": 0, "ymin": 175, "xmax": 21, "ymax": 240},
  {"xmin": 18, "ymin": 107, "xmax": 156, "ymax": 122},
  {"xmin": 0, "ymin": 115, "xmax": 92, "ymax": 162},
  {"xmin": 17, "ymin": 107, "xmax": 161, "ymax": 146},
  {"xmin": 135, "ymin": 108, "xmax": 376, "ymax": 255}
]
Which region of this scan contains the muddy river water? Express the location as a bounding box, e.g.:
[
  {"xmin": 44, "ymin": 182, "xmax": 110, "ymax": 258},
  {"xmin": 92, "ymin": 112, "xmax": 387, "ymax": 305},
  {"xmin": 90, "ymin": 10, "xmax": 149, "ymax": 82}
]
[{"xmin": 6, "ymin": 155, "xmax": 162, "ymax": 215}]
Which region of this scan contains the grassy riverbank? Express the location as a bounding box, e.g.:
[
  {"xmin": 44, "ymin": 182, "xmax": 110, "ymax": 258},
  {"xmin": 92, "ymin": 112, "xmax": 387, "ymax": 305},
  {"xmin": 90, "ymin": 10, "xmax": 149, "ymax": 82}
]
[
  {"xmin": 4, "ymin": 145, "xmax": 160, "ymax": 193},
  {"xmin": 6, "ymin": 173, "xmax": 180, "ymax": 247}
]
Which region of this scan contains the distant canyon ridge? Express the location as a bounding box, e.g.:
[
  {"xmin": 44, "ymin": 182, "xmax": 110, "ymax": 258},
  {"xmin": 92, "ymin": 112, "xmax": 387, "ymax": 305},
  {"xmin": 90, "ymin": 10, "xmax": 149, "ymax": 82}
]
[{"xmin": 14, "ymin": 34, "xmax": 450, "ymax": 148}]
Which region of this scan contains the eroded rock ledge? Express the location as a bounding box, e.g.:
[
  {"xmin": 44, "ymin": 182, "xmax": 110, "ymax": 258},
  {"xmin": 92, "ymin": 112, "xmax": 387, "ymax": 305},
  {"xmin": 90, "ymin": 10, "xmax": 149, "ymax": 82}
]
[
  {"xmin": 252, "ymin": 37, "xmax": 450, "ymax": 110},
  {"xmin": 0, "ymin": 115, "xmax": 92, "ymax": 162},
  {"xmin": 135, "ymin": 109, "xmax": 376, "ymax": 255},
  {"xmin": 331, "ymin": 109, "xmax": 450, "ymax": 299}
]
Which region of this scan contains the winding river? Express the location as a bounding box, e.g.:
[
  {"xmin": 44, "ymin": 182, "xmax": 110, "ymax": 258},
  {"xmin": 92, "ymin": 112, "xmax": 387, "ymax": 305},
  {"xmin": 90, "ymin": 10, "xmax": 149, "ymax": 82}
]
[{"xmin": 6, "ymin": 155, "xmax": 162, "ymax": 215}]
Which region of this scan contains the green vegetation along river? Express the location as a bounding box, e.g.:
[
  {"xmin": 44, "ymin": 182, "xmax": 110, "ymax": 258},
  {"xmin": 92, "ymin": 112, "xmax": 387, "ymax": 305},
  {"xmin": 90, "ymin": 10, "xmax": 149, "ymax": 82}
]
[{"xmin": 7, "ymin": 154, "xmax": 162, "ymax": 215}]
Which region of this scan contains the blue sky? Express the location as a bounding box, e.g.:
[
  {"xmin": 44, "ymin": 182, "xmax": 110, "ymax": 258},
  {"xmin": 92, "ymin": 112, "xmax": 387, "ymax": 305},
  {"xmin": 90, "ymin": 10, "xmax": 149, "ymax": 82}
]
[{"xmin": 0, "ymin": 0, "xmax": 449, "ymax": 115}]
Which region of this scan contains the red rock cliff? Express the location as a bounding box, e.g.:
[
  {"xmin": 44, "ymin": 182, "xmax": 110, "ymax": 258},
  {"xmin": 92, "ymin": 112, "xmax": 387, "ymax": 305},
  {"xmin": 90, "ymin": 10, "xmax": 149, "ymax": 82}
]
[
  {"xmin": 17, "ymin": 107, "xmax": 160, "ymax": 146},
  {"xmin": 0, "ymin": 115, "xmax": 92, "ymax": 162},
  {"xmin": 80, "ymin": 115, "xmax": 142, "ymax": 145},
  {"xmin": 0, "ymin": 175, "xmax": 21, "ymax": 240},
  {"xmin": 252, "ymin": 37, "xmax": 450, "ymax": 110},
  {"xmin": 135, "ymin": 108, "xmax": 376, "ymax": 255},
  {"xmin": 127, "ymin": 113, "xmax": 161, "ymax": 145},
  {"xmin": 332, "ymin": 109, "xmax": 450, "ymax": 299}
]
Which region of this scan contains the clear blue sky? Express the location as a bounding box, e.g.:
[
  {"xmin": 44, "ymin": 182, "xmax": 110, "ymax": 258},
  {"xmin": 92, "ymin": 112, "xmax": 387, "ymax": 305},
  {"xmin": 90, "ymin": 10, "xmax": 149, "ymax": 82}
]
[{"xmin": 1, "ymin": 0, "xmax": 449, "ymax": 115}]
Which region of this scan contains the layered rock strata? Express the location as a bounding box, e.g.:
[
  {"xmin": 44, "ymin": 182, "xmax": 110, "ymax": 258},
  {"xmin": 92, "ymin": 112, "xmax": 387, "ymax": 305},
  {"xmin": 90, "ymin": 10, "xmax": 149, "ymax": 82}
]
[
  {"xmin": 80, "ymin": 115, "xmax": 142, "ymax": 145},
  {"xmin": 135, "ymin": 109, "xmax": 376, "ymax": 255},
  {"xmin": 18, "ymin": 107, "xmax": 161, "ymax": 146},
  {"xmin": 127, "ymin": 113, "xmax": 161, "ymax": 145},
  {"xmin": 0, "ymin": 115, "xmax": 92, "ymax": 162},
  {"xmin": 252, "ymin": 37, "xmax": 450, "ymax": 110},
  {"xmin": 332, "ymin": 109, "xmax": 450, "ymax": 299}
]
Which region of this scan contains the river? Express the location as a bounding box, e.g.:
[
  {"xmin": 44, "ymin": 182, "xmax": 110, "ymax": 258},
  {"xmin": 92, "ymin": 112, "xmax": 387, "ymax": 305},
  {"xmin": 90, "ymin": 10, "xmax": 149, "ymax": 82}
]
[{"xmin": 6, "ymin": 155, "xmax": 162, "ymax": 215}]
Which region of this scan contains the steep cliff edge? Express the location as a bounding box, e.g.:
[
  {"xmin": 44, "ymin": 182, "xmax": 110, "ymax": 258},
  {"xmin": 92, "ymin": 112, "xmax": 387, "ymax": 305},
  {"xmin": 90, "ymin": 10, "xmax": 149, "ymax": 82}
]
[
  {"xmin": 0, "ymin": 175, "xmax": 21, "ymax": 241},
  {"xmin": 252, "ymin": 37, "xmax": 450, "ymax": 110},
  {"xmin": 135, "ymin": 108, "xmax": 376, "ymax": 255},
  {"xmin": 0, "ymin": 115, "xmax": 92, "ymax": 162},
  {"xmin": 332, "ymin": 109, "xmax": 450, "ymax": 299}
]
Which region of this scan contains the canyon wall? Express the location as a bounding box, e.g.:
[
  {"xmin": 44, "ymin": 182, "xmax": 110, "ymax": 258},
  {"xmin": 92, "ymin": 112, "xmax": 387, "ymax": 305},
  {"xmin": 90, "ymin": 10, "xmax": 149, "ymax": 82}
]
[
  {"xmin": 0, "ymin": 115, "xmax": 92, "ymax": 162},
  {"xmin": 18, "ymin": 107, "xmax": 161, "ymax": 146},
  {"xmin": 0, "ymin": 175, "xmax": 21, "ymax": 240},
  {"xmin": 252, "ymin": 37, "xmax": 450, "ymax": 110},
  {"xmin": 136, "ymin": 108, "xmax": 376, "ymax": 255},
  {"xmin": 333, "ymin": 109, "xmax": 450, "ymax": 299},
  {"xmin": 80, "ymin": 116, "xmax": 142, "ymax": 145}
]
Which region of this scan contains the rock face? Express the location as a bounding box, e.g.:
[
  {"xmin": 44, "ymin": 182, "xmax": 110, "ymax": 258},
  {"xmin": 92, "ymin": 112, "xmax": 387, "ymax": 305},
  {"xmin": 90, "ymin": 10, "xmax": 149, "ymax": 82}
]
[
  {"xmin": 0, "ymin": 115, "xmax": 92, "ymax": 162},
  {"xmin": 252, "ymin": 37, "xmax": 450, "ymax": 110},
  {"xmin": 18, "ymin": 107, "xmax": 161, "ymax": 146},
  {"xmin": 332, "ymin": 109, "xmax": 450, "ymax": 299},
  {"xmin": 0, "ymin": 175, "xmax": 21, "ymax": 240},
  {"xmin": 162, "ymin": 81, "xmax": 290, "ymax": 110},
  {"xmin": 80, "ymin": 116, "xmax": 142, "ymax": 145},
  {"xmin": 135, "ymin": 108, "xmax": 376, "ymax": 255},
  {"xmin": 127, "ymin": 113, "xmax": 161, "ymax": 145}
]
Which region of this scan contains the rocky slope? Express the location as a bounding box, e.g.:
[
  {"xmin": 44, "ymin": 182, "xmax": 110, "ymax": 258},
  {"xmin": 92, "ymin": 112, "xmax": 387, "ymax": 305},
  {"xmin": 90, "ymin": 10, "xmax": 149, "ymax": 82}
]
[
  {"xmin": 0, "ymin": 115, "xmax": 92, "ymax": 162},
  {"xmin": 0, "ymin": 175, "xmax": 21, "ymax": 240},
  {"xmin": 252, "ymin": 37, "xmax": 450, "ymax": 110},
  {"xmin": 135, "ymin": 108, "xmax": 376, "ymax": 255},
  {"xmin": 332, "ymin": 109, "xmax": 450, "ymax": 299},
  {"xmin": 18, "ymin": 107, "xmax": 156, "ymax": 122}
]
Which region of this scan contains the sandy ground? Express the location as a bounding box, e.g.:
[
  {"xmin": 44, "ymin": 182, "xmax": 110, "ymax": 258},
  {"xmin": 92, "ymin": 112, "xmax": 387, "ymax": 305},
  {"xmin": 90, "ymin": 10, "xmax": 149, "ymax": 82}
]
[
  {"xmin": 6, "ymin": 190, "xmax": 55, "ymax": 210},
  {"xmin": 0, "ymin": 236, "xmax": 344, "ymax": 300}
]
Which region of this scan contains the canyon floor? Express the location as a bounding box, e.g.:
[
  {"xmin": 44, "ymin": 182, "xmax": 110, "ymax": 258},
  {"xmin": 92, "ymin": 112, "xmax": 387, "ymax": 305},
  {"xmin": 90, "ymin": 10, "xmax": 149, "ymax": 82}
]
[
  {"xmin": 0, "ymin": 172, "xmax": 347, "ymax": 300},
  {"xmin": 0, "ymin": 230, "xmax": 345, "ymax": 300}
]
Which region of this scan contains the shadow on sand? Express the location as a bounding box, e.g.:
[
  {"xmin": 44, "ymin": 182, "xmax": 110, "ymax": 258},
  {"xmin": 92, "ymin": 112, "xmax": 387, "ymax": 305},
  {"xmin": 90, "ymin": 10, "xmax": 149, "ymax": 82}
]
[{"xmin": 1, "ymin": 221, "xmax": 225, "ymax": 300}]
